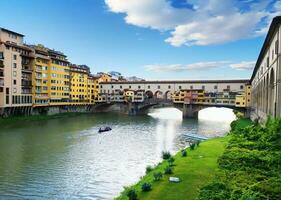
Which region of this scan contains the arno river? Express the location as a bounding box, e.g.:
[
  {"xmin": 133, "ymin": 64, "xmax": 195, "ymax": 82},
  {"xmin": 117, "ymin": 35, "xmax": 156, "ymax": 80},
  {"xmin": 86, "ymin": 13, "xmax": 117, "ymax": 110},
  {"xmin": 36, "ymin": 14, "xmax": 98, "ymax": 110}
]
[{"xmin": 0, "ymin": 107, "xmax": 235, "ymax": 199}]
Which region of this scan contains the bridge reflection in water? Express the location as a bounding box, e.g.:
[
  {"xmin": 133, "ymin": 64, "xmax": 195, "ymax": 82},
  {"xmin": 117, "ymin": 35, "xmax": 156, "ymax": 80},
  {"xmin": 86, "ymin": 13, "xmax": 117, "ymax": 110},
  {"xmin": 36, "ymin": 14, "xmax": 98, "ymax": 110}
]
[{"xmin": 147, "ymin": 107, "xmax": 236, "ymax": 154}]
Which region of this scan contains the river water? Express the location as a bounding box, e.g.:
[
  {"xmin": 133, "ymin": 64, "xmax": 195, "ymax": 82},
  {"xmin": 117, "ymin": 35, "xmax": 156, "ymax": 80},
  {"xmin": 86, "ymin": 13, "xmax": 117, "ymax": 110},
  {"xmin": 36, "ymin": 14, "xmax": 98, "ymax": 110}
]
[{"xmin": 0, "ymin": 107, "xmax": 235, "ymax": 199}]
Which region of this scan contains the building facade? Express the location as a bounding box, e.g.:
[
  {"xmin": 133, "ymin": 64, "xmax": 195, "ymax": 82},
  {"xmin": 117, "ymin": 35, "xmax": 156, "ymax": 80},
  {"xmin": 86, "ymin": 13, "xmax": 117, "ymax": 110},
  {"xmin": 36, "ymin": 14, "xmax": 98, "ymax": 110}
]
[
  {"xmin": 70, "ymin": 64, "xmax": 91, "ymax": 104},
  {"xmin": 32, "ymin": 45, "xmax": 50, "ymax": 106},
  {"xmin": 0, "ymin": 28, "xmax": 33, "ymax": 115},
  {"xmin": 251, "ymin": 16, "xmax": 281, "ymax": 120}
]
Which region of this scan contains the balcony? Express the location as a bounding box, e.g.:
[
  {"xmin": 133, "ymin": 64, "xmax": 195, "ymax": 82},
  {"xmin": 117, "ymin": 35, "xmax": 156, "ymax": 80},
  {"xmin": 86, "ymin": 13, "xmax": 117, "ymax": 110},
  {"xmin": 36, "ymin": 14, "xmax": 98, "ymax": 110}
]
[
  {"xmin": 35, "ymin": 68, "xmax": 42, "ymax": 72},
  {"xmin": 22, "ymin": 66, "xmax": 32, "ymax": 73},
  {"xmin": 22, "ymin": 80, "xmax": 32, "ymax": 87},
  {"xmin": 35, "ymin": 95, "xmax": 49, "ymax": 99},
  {"xmin": 22, "ymin": 90, "xmax": 32, "ymax": 94}
]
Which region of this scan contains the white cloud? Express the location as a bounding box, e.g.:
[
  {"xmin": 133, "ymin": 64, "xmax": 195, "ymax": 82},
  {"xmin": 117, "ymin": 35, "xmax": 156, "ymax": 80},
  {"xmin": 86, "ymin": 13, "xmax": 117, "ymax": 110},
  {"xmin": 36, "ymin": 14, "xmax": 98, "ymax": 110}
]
[
  {"xmin": 230, "ymin": 61, "xmax": 256, "ymax": 70},
  {"xmin": 145, "ymin": 60, "xmax": 256, "ymax": 72},
  {"xmin": 144, "ymin": 61, "xmax": 229, "ymax": 72},
  {"xmin": 105, "ymin": 0, "xmax": 281, "ymax": 46},
  {"xmin": 105, "ymin": 0, "xmax": 192, "ymax": 30}
]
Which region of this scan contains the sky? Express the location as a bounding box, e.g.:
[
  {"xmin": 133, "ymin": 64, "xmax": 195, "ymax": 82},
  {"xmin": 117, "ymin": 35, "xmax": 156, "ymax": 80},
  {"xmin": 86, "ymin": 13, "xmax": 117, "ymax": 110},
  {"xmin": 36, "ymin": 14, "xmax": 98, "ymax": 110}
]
[{"xmin": 0, "ymin": 0, "xmax": 280, "ymax": 80}]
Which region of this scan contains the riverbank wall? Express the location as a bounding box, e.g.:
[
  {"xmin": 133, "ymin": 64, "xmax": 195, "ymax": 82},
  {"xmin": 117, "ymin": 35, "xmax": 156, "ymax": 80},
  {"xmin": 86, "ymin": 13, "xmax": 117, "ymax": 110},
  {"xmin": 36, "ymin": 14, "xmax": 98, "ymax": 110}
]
[{"xmin": 0, "ymin": 105, "xmax": 95, "ymax": 118}]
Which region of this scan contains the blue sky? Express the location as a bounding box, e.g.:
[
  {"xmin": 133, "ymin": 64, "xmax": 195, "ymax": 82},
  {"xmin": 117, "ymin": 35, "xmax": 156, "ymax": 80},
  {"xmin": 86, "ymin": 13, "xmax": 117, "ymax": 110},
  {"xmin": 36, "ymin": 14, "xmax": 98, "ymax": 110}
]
[{"xmin": 0, "ymin": 0, "xmax": 280, "ymax": 80}]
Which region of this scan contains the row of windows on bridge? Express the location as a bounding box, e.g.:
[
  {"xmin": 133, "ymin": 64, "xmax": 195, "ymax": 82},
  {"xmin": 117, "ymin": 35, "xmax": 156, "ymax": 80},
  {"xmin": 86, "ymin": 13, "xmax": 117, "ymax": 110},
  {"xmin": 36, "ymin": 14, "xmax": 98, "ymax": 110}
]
[{"xmin": 102, "ymin": 85, "xmax": 244, "ymax": 90}]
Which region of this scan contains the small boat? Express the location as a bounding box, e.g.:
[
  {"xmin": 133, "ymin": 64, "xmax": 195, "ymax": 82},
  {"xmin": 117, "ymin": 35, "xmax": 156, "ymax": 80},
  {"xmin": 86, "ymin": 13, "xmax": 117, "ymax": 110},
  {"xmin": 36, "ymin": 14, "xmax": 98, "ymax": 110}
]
[{"xmin": 98, "ymin": 126, "xmax": 112, "ymax": 133}]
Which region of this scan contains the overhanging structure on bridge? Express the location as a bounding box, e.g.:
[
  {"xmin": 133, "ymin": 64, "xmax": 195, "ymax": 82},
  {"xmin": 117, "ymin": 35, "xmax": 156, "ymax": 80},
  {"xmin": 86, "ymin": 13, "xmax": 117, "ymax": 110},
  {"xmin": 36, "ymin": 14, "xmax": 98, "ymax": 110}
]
[{"xmin": 97, "ymin": 79, "xmax": 251, "ymax": 118}]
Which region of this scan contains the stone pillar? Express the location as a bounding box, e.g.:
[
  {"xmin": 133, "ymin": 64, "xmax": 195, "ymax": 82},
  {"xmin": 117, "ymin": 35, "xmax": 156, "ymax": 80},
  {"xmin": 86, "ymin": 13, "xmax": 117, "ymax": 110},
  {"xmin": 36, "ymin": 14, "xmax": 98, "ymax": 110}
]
[
  {"xmin": 278, "ymin": 57, "xmax": 281, "ymax": 117},
  {"xmin": 182, "ymin": 104, "xmax": 198, "ymax": 119},
  {"xmin": 128, "ymin": 102, "xmax": 138, "ymax": 115}
]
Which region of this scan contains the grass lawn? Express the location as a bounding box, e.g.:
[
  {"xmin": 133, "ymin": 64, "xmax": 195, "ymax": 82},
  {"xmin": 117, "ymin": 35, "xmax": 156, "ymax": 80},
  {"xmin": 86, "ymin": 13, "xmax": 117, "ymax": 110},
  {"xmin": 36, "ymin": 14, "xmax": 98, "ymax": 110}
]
[{"xmin": 116, "ymin": 136, "xmax": 230, "ymax": 200}]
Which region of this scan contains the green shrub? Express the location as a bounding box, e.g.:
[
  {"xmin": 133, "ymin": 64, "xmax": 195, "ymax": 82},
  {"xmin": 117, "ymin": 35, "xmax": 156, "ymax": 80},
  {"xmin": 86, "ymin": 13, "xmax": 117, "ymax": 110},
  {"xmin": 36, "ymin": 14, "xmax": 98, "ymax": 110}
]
[
  {"xmin": 181, "ymin": 149, "xmax": 187, "ymax": 157},
  {"xmin": 190, "ymin": 143, "xmax": 196, "ymax": 150},
  {"xmin": 199, "ymin": 118, "xmax": 281, "ymax": 200},
  {"xmin": 164, "ymin": 166, "xmax": 173, "ymax": 174},
  {"xmin": 162, "ymin": 151, "xmax": 171, "ymax": 160},
  {"xmin": 145, "ymin": 165, "xmax": 153, "ymax": 174},
  {"xmin": 197, "ymin": 140, "xmax": 201, "ymax": 147},
  {"xmin": 126, "ymin": 189, "xmax": 137, "ymax": 200},
  {"xmin": 153, "ymin": 172, "xmax": 163, "ymax": 181},
  {"xmin": 168, "ymin": 157, "xmax": 175, "ymax": 166},
  {"xmin": 198, "ymin": 182, "xmax": 230, "ymax": 200},
  {"xmin": 141, "ymin": 182, "xmax": 152, "ymax": 192}
]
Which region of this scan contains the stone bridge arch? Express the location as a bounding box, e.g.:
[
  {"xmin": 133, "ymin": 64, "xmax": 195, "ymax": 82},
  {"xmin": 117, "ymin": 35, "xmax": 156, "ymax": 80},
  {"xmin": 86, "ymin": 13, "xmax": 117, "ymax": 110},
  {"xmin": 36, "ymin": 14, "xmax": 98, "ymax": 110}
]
[
  {"xmin": 164, "ymin": 90, "xmax": 173, "ymax": 100},
  {"xmin": 154, "ymin": 90, "xmax": 163, "ymax": 99},
  {"xmin": 145, "ymin": 90, "xmax": 153, "ymax": 99}
]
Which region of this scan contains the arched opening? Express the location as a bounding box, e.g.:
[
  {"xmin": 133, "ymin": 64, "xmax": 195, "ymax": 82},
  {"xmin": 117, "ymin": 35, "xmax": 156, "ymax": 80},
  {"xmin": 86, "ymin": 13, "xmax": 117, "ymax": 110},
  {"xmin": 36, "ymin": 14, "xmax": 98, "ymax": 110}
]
[
  {"xmin": 164, "ymin": 91, "xmax": 172, "ymax": 100},
  {"xmin": 154, "ymin": 90, "xmax": 163, "ymax": 99},
  {"xmin": 145, "ymin": 90, "xmax": 153, "ymax": 99},
  {"xmin": 279, "ymin": 65, "xmax": 281, "ymax": 116},
  {"xmin": 198, "ymin": 107, "xmax": 236, "ymax": 136},
  {"xmin": 269, "ymin": 69, "xmax": 275, "ymax": 115},
  {"xmin": 266, "ymin": 73, "xmax": 269, "ymax": 113},
  {"xmin": 262, "ymin": 77, "xmax": 266, "ymax": 112}
]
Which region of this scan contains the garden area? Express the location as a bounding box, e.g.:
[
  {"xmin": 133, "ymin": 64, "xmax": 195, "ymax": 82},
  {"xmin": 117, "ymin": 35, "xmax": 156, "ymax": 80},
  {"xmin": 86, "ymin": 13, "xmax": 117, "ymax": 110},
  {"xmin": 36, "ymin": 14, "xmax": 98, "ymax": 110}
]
[{"xmin": 198, "ymin": 117, "xmax": 281, "ymax": 199}]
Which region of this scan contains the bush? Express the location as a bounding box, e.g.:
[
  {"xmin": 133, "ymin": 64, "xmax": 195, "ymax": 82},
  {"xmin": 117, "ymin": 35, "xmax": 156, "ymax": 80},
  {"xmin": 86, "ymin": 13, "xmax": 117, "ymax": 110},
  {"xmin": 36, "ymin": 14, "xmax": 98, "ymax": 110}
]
[
  {"xmin": 162, "ymin": 151, "xmax": 171, "ymax": 160},
  {"xmin": 141, "ymin": 182, "xmax": 152, "ymax": 192},
  {"xmin": 198, "ymin": 118, "xmax": 281, "ymax": 200},
  {"xmin": 197, "ymin": 140, "xmax": 201, "ymax": 147},
  {"xmin": 127, "ymin": 189, "xmax": 137, "ymax": 200},
  {"xmin": 146, "ymin": 165, "xmax": 153, "ymax": 174},
  {"xmin": 153, "ymin": 172, "xmax": 163, "ymax": 181},
  {"xmin": 198, "ymin": 182, "xmax": 230, "ymax": 200},
  {"xmin": 164, "ymin": 166, "xmax": 173, "ymax": 174},
  {"xmin": 190, "ymin": 143, "xmax": 196, "ymax": 150},
  {"xmin": 168, "ymin": 157, "xmax": 175, "ymax": 166},
  {"xmin": 181, "ymin": 149, "xmax": 187, "ymax": 157}
]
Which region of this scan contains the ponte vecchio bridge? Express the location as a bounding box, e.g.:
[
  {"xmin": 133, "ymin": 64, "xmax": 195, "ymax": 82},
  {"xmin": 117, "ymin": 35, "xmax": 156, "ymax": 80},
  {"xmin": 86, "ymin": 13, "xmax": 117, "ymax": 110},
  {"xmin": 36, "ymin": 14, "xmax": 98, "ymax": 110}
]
[{"xmin": 97, "ymin": 79, "xmax": 251, "ymax": 118}]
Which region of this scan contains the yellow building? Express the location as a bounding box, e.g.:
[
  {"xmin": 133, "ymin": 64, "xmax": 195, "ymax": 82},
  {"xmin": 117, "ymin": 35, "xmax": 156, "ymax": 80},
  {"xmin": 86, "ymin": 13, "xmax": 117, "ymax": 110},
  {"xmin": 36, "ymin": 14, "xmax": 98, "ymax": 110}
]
[
  {"xmin": 124, "ymin": 90, "xmax": 134, "ymax": 102},
  {"xmin": 173, "ymin": 91, "xmax": 185, "ymax": 103},
  {"xmin": 70, "ymin": 64, "xmax": 90, "ymax": 104},
  {"xmin": 235, "ymin": 84, "xmax": 251, "ymax": 107},
  {"xmin": 48, "ymin": 49, "xmax": 70, "ymax": 105},
  {"xmin": 196, "ymin": 90, "xmax": 205, "ymax": 103},
  {"xmin": 235, "ymin": 94, "xmax": 246, "ymax": 107},
  {"xmin": 32, "ymin": 45, "xmax": 50, "ymax": 106},
  {"xmin": 97, "ymin": 73, "xmax": 112, "ymax": 83},
  {"xmin": 87, "ymin": 75, "xmax": 95, "ymax": 104},
  {"xmin": 92, "ymin": 76, "xmax": 100, "ymax": 102},
  {"xmin": 245, "ymin": 84, "xmax": 251, "ymax": 107}
]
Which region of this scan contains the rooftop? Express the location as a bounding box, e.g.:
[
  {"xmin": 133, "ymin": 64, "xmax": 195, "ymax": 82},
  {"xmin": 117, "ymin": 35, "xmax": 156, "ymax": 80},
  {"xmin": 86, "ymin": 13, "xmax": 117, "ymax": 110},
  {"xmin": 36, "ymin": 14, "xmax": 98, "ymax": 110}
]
[
  {"xmin": 100, "ymin": 79, "xmax": 250, "ymax": 84},
  {"xmin": 0, "ymin": 27, "xmax": 24, "ymax": 37},
  {"xmin": 250, "ymin": 15, "xmax": 281, "ymax": 82}
]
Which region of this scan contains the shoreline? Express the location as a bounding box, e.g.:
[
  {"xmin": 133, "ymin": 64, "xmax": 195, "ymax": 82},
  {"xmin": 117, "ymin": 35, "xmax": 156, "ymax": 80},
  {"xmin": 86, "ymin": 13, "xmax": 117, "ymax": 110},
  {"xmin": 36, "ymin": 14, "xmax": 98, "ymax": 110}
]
[
  {"xmin": 0, "ymin": 112, "xmax": 90, "ymax": 125},
  {"xmin": 116, "ymin": 118, "xmax": 252, "ymax": 200}
]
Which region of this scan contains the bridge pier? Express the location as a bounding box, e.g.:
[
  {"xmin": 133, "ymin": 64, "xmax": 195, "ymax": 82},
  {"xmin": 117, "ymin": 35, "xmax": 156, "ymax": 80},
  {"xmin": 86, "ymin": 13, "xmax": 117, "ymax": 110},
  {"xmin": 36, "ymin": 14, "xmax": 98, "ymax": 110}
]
[{"xmin": 182, "ymin": 104, "xmax": 198, "ymax": 119}]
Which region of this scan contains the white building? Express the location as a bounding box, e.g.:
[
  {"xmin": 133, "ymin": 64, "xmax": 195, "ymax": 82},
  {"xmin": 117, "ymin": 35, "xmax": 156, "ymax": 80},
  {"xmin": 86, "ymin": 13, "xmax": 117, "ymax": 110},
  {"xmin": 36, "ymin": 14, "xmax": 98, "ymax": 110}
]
[{"xmin": 251, "ymin": 16, "xmax": 281, "ymax": 120}]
